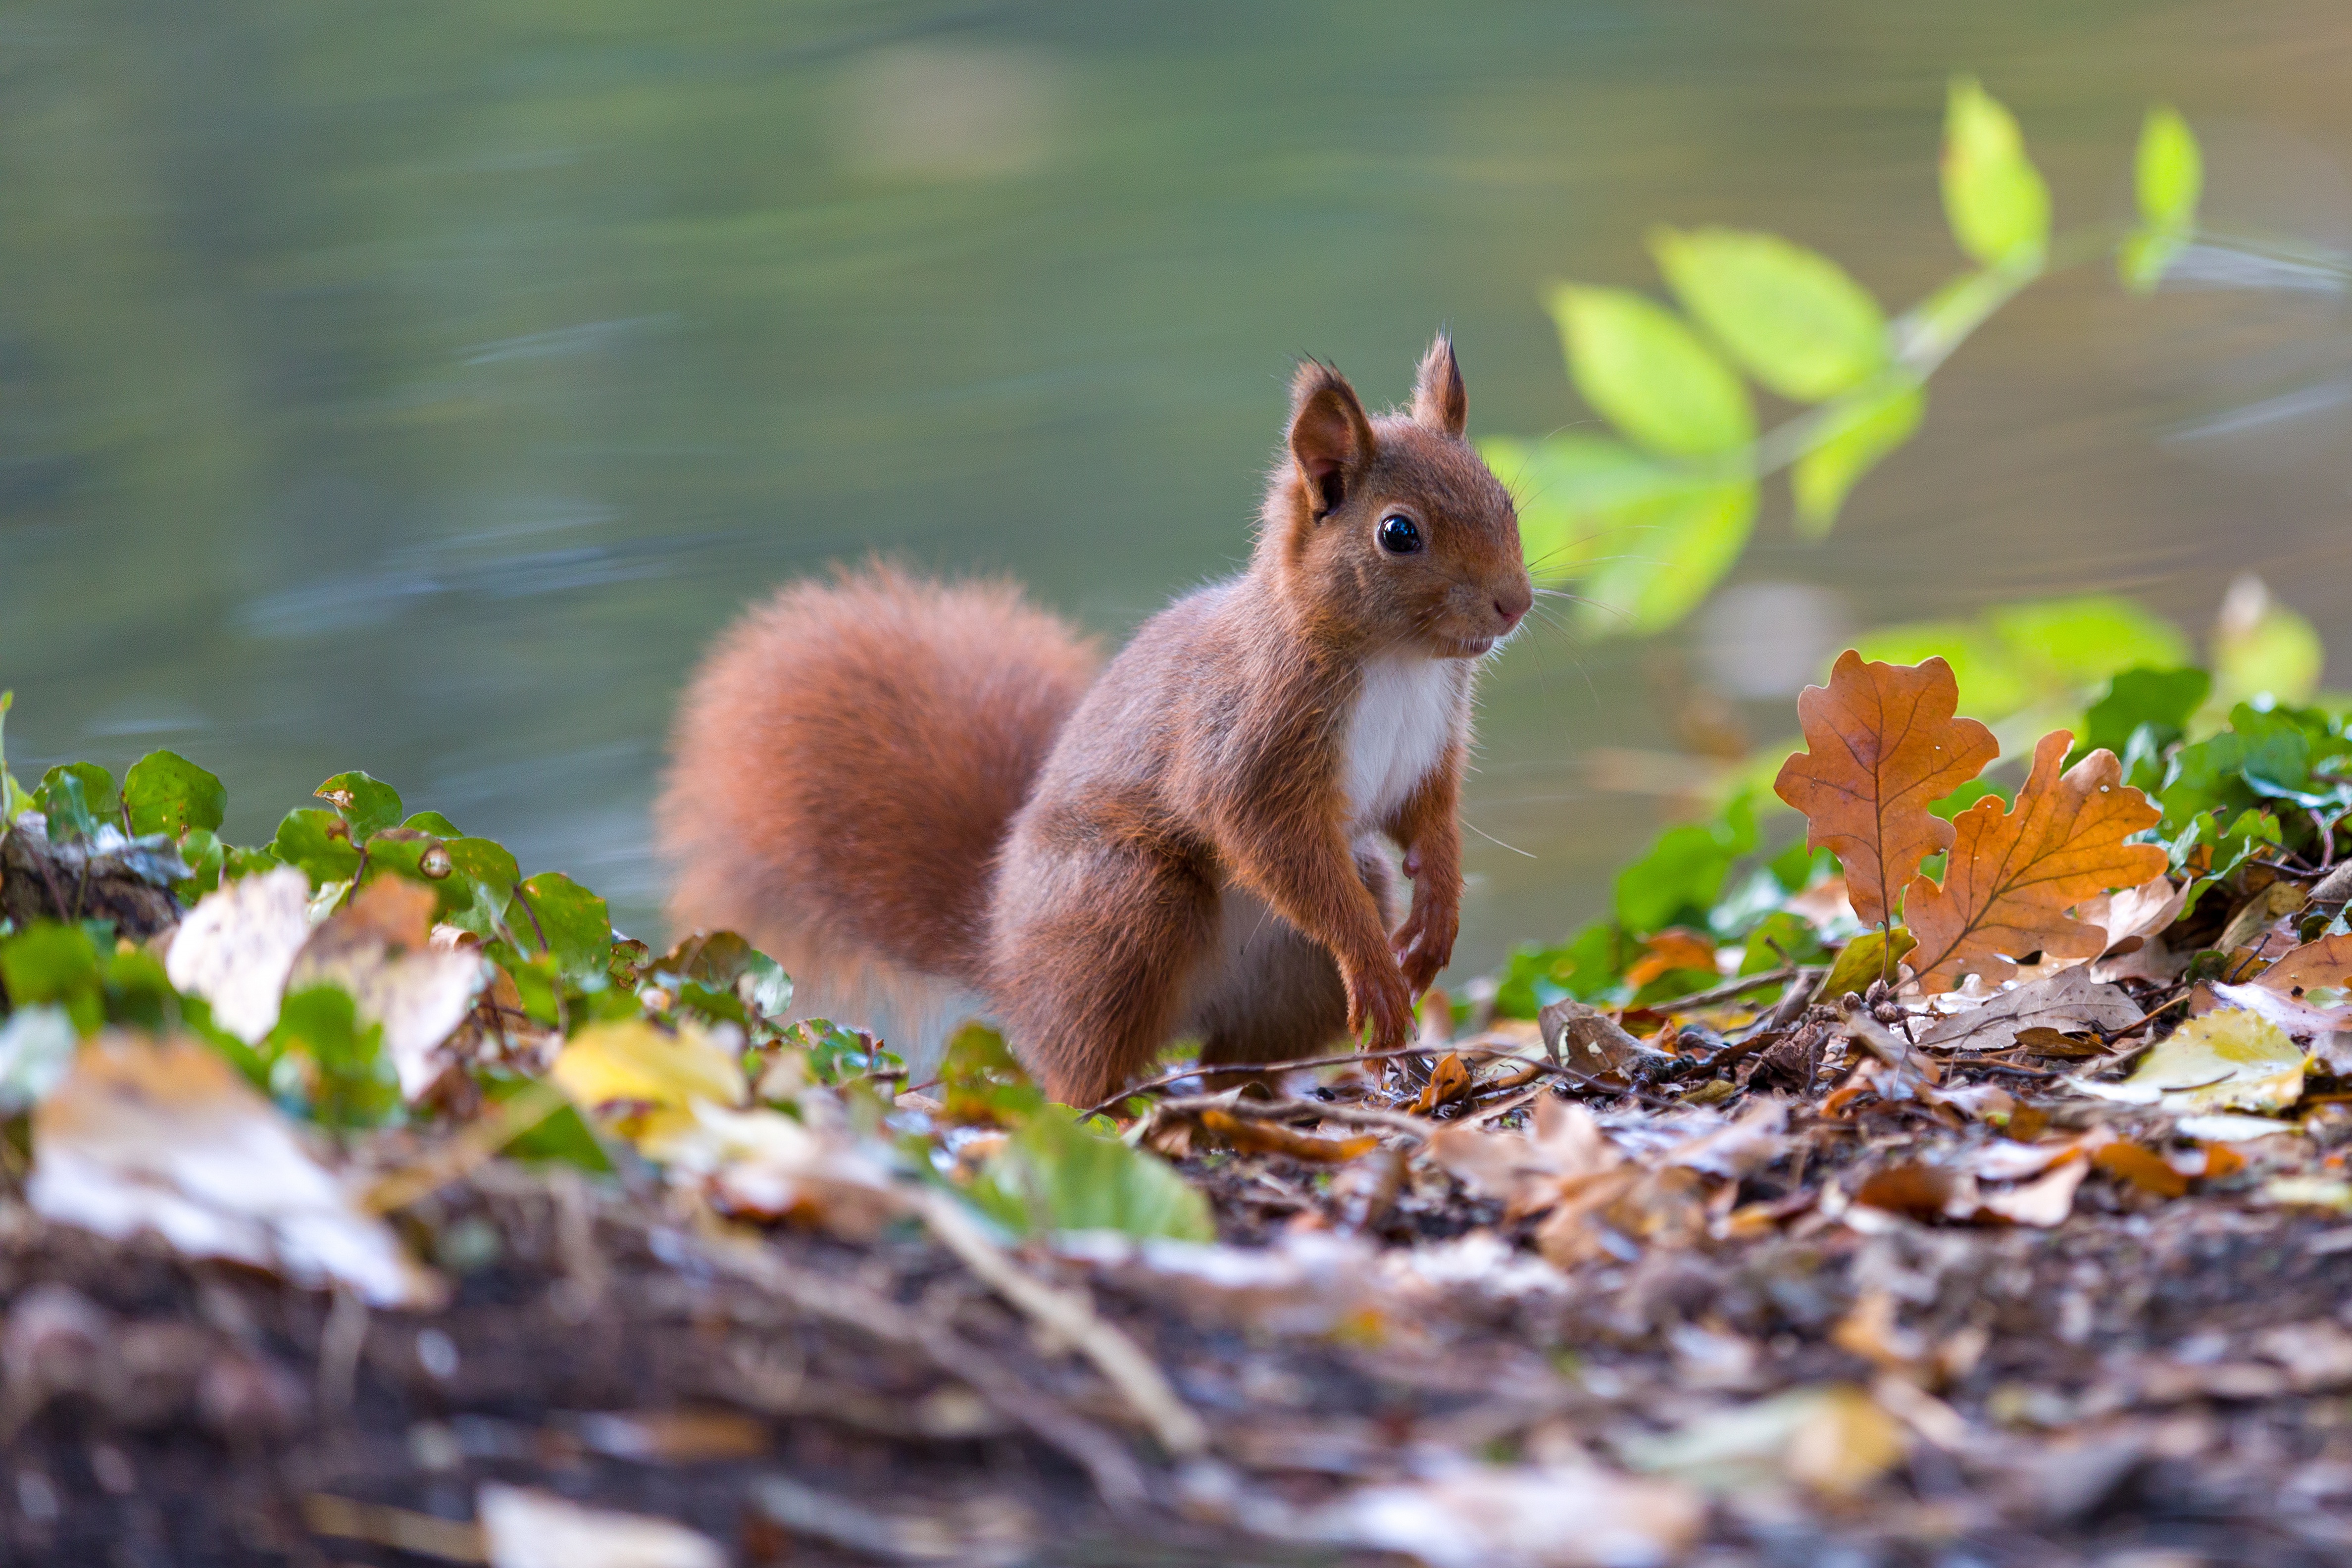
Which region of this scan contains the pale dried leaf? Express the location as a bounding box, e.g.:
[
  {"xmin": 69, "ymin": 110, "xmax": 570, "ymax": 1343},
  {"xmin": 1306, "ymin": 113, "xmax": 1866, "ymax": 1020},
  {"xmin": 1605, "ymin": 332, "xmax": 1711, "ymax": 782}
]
[
  {"xmin": 1974, "ymin": 1157, "xmax": 2088, "ymax": 1227},
  {"xmin": 27, "ymin": 1035, "xmax": 441, "ymax": 1308},
  {"xmin": 1914, "ymin": 968, "xmax": 2141, "ymax": 1055},
  {"xmin": 478, "ymin": 1484, "xmax": 725, "ymax": 1568},
  {"xmin": 164, "ymin": 867, "xmax": 313, "ymax": 1043},
  {"xmin": 1316, "ymin": 1463, "xmax": 1703, "ymax": 1568}
]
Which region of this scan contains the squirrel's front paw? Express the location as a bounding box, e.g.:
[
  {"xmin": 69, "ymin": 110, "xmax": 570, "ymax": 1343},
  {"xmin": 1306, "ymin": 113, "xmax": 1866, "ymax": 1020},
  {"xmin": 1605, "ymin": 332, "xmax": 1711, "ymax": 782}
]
[
  {"xmin": 1345, "ymin": 959, "xmax": 1416, "ymax": 1053},
  {"xmin": 1392, "ymin": 897, "xmax": 1458, "ymax": 994}
]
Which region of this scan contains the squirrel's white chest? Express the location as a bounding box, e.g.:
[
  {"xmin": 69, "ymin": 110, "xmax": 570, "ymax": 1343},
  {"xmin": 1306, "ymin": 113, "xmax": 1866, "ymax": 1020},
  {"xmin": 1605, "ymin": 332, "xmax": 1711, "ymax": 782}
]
[{"xmin": 1341, "ymin": 654, "xmax": 1461, "ymax": 826}]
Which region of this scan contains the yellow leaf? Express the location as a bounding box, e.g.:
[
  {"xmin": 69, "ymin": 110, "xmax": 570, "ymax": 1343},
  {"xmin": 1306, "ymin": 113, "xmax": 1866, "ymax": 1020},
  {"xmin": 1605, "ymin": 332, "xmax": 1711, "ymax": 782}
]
[
  {"xmin": 551, "ymin": 1019, "xmax": 745, "ymax": 1118},
  {"xmin": 2129, "ymin": 1008, "xmax": 2304, "ymax": 1113}
]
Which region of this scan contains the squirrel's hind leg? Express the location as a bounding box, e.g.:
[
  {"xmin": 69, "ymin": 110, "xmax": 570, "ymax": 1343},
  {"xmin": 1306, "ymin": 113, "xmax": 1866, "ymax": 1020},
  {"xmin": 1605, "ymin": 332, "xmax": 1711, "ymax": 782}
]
[{"xmin": 990, "ymin": 840, "xmax": 1218, "ymax": 1108}]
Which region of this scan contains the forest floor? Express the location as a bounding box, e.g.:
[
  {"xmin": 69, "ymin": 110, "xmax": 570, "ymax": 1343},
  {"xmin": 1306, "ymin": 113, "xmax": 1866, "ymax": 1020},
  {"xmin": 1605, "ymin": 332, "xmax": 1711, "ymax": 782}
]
[{"xmin": 14, "ymin": 990, "xmax": 2352, "ymax": 1568}]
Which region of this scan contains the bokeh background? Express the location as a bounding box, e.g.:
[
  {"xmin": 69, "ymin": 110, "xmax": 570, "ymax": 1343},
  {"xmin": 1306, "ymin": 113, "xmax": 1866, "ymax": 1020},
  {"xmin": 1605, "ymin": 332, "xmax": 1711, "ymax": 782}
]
[{"xmin": 5, "ymin": 0, "xmax": 2350, "ymax": 972}]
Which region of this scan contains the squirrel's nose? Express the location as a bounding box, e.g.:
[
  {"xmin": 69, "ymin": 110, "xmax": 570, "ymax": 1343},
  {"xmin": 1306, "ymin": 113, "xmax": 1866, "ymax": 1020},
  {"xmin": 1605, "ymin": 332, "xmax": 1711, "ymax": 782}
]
[{"xmin": 1493, "ymin": 584, "xmax": 1532, "ymax": 630}]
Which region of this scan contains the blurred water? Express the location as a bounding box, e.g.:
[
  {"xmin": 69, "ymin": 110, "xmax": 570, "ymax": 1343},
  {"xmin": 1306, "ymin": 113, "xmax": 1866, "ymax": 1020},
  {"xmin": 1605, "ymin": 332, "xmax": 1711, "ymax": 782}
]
[{"xmin": 3, "ymin": 0, "xmax": 2350, "ymax": 973}]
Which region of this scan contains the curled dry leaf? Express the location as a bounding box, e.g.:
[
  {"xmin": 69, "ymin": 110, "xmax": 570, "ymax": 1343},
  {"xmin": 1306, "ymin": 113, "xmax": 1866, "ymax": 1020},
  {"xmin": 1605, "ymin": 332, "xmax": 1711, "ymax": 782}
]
[
  {"xmin": 164, "ymin": 866, "xmax": 314, "ymax": 1043},
  {"xmin": 2076, "ymin": 874, "xmax": 2187, "ymax": 956},
  {"xmin": 1773, "ymin": 652, "xmax": 1999, "ymax": 929},
  {"xmin": 2253, "ymin": 933, "xmax": 2352, "ymax": 999},
  {"xmin": 1195, "ymin": 1108, "xmax": 1380, "ymax": 1163},
  {"xmin": 1539, "ymin": 997, "xmax": 1661, "ymax": 1079},
  {"xmin": 1903, "ymin": 731, "xmax": 2167, "ymax": 993},
  {"xmin": 2210, "ymin": 980, "xmax": 2352, "ymax": 1041},
  {"xmin": 27, "ymin": 1034, "xmax": 441, "ymax": 1308},
  {"xmin": 1914, "ymin": 966, "xmax": 2142, "ymax": 1056},
  {"xmin": 288, "ymin": 878, "xmax": 489, "ymax": 1099}
]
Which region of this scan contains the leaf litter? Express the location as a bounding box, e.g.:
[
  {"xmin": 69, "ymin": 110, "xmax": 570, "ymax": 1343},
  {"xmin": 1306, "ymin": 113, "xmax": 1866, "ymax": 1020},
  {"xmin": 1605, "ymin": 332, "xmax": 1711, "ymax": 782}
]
[{"xmin": 9, "ymin": 651, "xmax": 2352, "ymax": 1566}]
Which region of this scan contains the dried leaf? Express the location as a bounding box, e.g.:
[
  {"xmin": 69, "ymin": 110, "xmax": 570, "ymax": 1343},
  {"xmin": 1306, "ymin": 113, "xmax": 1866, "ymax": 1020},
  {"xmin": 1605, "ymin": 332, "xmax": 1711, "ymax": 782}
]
[
  {"xmin": 1975, "ymin": 1157, "xmax": 2088, "ymax": 1226},
  {"xmin": 2254, "ymin": 933, "xmax": 2352, "ymax": 999},
  {"xmin": 478, "ymin": 1484, "xmax": 724, "ymax": 1568},
  {"xmin": 2210, "ymin": 980, "xmax": 2352, "ymax": 1040},
  {"xmin": 1774, "ymin": 652, "xmax": 1999, "ymax": 928},
  {"xmin": 1316, "ymin": 1463, "xmax": 1703, "ymax": 1568},
  {"xmin": 2076, "ymin": 874, "xmax": 2187, "ymax": 954},
  {"xmin": 1539, "ymin": 998, "xmax": 1661, "ymax": 1079},
  {"xmin": 1624, "ymin": 928, "xmax": 1718, "ymax": 989},
  {"xmin": 1914, "ymin": 968, "xmax": 2141, "ymax": 1055},
  {"xmin": 2127, "ymin": 1008, "xmax": 2305, "ymax": 1113},
  {"xmin": 164, "ymin": 867, "xmax": 314, "ymax": 1043},
  {"xmin": 2092, "ymin": 1141, "xmax": 2190, "ymax": 1199},
  {"xmin": 1621, "ymin": 1383, "xmax": 1906, "ymax": 1496},
  {"xmin": 1904, "ymin": 731, "xmax": 2167, "ymax": 992},
  {"xmin": 1409, "ymin": 1052, "xmax": 1473, "ymax": 1114},
  {"xmin": 288, "ymin": 879, "xmax": 489, "ymax": 1100},
  {"xmin": 1196, "ymin": 1109, "xmax": 1380, "ymax": 1163},
  {"xmin": 27, "ymin": 1034, "xmax": 441, "ymax": 1307}
]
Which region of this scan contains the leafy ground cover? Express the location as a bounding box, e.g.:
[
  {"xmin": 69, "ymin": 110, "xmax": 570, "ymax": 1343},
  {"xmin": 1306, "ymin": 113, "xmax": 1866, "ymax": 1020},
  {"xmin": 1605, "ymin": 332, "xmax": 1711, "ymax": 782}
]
[{"xmin": 7, "ymin": 617, "xmax": 2352, "ymax": 1568}]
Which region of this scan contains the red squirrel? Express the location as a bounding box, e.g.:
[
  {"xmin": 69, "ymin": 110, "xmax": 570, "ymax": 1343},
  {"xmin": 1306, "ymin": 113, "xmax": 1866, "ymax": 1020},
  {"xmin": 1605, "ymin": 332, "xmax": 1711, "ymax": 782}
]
[{"xmin": 661, "ymin": 335, "xmax": 1531, "ymax": 1105}]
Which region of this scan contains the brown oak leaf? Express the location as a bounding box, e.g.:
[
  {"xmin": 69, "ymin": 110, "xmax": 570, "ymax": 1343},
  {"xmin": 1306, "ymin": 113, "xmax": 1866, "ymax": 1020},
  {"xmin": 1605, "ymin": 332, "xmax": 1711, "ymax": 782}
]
[
  {"xmin": 1773, "ymin": 652, "xmax": 1999, "ymax": 928},
  {"xmin": 1903, "ymin": 730, "xmax": 2167, "ymax": 993}
]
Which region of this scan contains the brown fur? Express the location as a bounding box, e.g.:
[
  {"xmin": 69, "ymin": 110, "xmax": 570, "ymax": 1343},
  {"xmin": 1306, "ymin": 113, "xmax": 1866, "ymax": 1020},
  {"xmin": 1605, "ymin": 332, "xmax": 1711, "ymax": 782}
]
[{"xmin": 663, "ymin": 337, "xmax": 1530, "ymax": 1105}]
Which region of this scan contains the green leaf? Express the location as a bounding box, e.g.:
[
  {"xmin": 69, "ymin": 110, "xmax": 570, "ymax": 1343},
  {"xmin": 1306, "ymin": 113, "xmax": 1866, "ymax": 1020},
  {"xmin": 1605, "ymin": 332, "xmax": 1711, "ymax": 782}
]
[
  {"xmin": 2213, "ymin": 580, "xmax": 2324, "ymax": 708},
  {"xmin": 0, "ymin": 922, "xmax": 104, "ymax": 1034},
  {"xmin": 402, "ymin": 810, "xmax": 464, "ymax": 837},
  {"xmin": 1791, "ymin": 377, "xmax": 1925, "ymax": 537},
  {"xmin": 0, "ymin": 692, "xmax": 31, "ymax": 821},
  {"xmin": 1614, "ymin": 794, "xmax": 1758, "ymax": 936},
  {"xmin": 938, "ymin": 1021, "xmax": 1045, "ymax": 1125},
  {"xmin": 969, "ymin": 1105, "xmax": 1213, "ymax": 1241},
  {"xmin": 268, "ymin": 983, "xmax": 400, "ymax": 1128},
  {"xmin": 1651, "ymin": 227, "xmax": 1889, "ymax": 402},
  {"xmin": 1493, "ymin": 922, "xmax": 1629, "ymax": 1018},
  {"xmin": 1821, "ymin": 926, "xmax": 1916, "ymax": 1002},
  {"xmin": 1855, "ymin": 596, "xmax": 2193, "ymax": 729},
  {"xmin": 1736, "ymin": 910, "xmax": 1826, "ymax": 976},
  {"xmin": 2136, "ymin": 105, "xmax": 2202, "ymax": 232},
  {"xmin": 1941, "ymin": 77, "xmax": 2051, "ymax": 267},
  {"xmin": 271, "ymin": 808, "xmax": 363, "ymax": 888},
  {"xmin": 1547, "ymin": 285, "xmax": 1754, "ymax": 456},
  {"xmin": 123, "ymin": 751, "xmax": 227, "ymax": 839},
  {"xmin": 36, "ymin": 764, "xmax": 119, "ymax": 841},
  {"xmin": 2082, "ymin": 667, "xmax": 2211, "ymax": 759},
  {"xmin": 440, "ymin": 836, "xmax": 521, "ymax": 937},
  {"xmin": 513, "ymin": 872, "xmax": 611, "ymax": 984},
  {"xmin": 314, "ymin": 771, "xmax": 404, "ymax": 841},
  {"xmin": 480, "ymin": 1071, "xmax": 611, "ymax": 1172},
  {"xmin": 1572, "ymin": 478, "xmax": 1757, "ymax": 636}
]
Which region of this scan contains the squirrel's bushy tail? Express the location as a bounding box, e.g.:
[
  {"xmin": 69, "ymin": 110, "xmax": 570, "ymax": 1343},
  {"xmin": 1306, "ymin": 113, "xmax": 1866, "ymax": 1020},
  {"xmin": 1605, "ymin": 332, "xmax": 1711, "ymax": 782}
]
[{"xmin": 659, "ymin": 564, "xmax": 1099, "ymax": 1056}]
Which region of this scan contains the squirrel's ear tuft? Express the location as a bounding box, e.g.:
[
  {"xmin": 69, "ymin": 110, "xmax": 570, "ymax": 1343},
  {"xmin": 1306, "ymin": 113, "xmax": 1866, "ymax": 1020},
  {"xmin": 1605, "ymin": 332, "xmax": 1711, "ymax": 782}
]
[
  {"xmin": 1411, "ymin": 334, "xmax": 1467, "ymax": 437},
  {"xmin": 1287, "ymin": 360, "xmax": 1375, "ymax": 518}
]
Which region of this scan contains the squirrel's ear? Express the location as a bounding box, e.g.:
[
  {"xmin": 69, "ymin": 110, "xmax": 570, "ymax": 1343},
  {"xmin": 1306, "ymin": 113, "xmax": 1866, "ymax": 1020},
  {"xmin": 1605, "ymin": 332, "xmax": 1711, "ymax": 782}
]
[
  {"xmin": 1287, "ymin": 360, "xmax": 1375, "ymax": 518},
  {"xmin": 1411, "ymin": 334, "xmax": 1467, "ymax": 437}
]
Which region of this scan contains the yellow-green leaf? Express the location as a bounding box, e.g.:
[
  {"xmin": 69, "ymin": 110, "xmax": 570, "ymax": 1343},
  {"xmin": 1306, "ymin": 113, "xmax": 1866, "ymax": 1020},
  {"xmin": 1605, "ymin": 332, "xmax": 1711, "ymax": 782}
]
[
  {"xmin": 2127, "ymin": 1008, "xmax": 2304, "ymax": 1113},
  {"xmin": 1566, "ymin": 478, "xmax": 1757, "ymax": 637},
  {"xmin": 1547, "ymin": 285, "xmax": 1755, "ymax": 457},
  {"xmin": 552, "ymin": 1018, "xmax": 747, "ymax": 1117},
  {"xmin": 1791, "ymin": 378, "xmax": 1925, "ymax": 538},
  {"xmin": 1651, "ymin": 227, "xmax": 1889, "ymax": 403},
  {"xmin": 2136, "ymin": 105, "xmax": 2202, "ymax": 231},
  {"xmin": 1941, "ymin": 77, "xmax": 2051, "ymax": 267}
]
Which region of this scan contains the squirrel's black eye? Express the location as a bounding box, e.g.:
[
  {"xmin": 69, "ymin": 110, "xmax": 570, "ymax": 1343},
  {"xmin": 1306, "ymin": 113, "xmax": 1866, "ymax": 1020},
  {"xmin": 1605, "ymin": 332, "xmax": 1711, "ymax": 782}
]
[{"xmin": 1378, "ymin": 514, "xmax": 1423, "ymax": 555}]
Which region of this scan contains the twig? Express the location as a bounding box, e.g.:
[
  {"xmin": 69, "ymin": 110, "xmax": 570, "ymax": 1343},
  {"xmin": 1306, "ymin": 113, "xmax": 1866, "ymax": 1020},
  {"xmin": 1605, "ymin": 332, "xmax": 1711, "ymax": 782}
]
[
  {"xmin": 1080, "ymin": 1041, "xmax": 1539, "ymax": 1119},
  {"xmin": 1152, "ymin": 1092, "xmax": 1438, "ymax": 1142},
  {"xmin": 1641, "ymin": 965, "xmax": 1798, "ymax": 1013},
  {"xmin": 912, "ymin": 1188, "xmax": 1208, "ymax": 1460},
  {"xmin": 682, "ymin": 1220, "xmax": 1151, "ymax": 1512}
]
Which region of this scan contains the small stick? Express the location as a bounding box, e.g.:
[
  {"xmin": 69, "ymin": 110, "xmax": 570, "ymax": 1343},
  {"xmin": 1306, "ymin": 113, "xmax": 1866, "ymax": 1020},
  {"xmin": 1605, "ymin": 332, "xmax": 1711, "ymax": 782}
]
[
  {"xmin": 1079, "ymin": 1040, "xmax": 1538, "ymax": 1119},
  {"xmin": 911, "ymin": 1188, "xmax": 1208, "ymax": 1461},
  {"xmin": 1653, "ymin": 965, "xmax": 1799, "ymax": 1013},
  {"xmin": 1152, "ymin": 1092, "xmax": 1438, "ymax": 1142}
]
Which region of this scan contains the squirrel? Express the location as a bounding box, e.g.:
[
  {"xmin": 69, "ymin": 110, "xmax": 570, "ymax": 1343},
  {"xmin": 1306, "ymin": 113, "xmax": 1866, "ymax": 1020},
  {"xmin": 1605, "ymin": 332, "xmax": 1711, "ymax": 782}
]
[{"xmin": 659, "ymin": 335, "xmax": 1531, "ymax": 1106}]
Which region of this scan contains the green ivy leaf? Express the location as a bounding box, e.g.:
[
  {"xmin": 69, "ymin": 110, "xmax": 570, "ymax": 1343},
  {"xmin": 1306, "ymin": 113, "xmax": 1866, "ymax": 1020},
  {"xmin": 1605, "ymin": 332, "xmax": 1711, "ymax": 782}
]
[
  {"xmin": 2081, "ymin": 667, "xmax": 2211, "ymax": 760},
  {"xmin": 513, "ymin": 871, "xmax": 611, "ymax": 984},
  {"xmin": 968, "ymin": 1105, "xmax": 1213, "ymax": 1241},
  {"xmin": 271, "ymin": 808, "xmax": 363, "ymax": 888},
  {"xmin": 2137, "ymin": 105, "xmax": 2202, "ymax": 231},
  {"xmin": 1546, "ymin": 284, "xmax": 1754, "ymax": 456},
  {"xmin": 314, "ymin": 771, "xmax": 404, "ymax": 840},
  {"xmin": 440, "ymin": 836, "xmax": 521, "ymax": 937},
  {"xmin": 1614, "ymin": 793, "xmax": 1758, "ymax": 936},
  {"xmin": 402, "ymin": 810, "xmax": 463, "ymax": 837},
  {"xmin": 1941, "ymin": 77, "xmax": 2051, "ymax": 267},
  {"xmin": 0, "ymin": 922, "xmax": 104, "ymax": 1034},
  {"xmin": 1791, "ymin": 377, "xmax": 1925, "ymax": 538},
  {"xmin": 269, "ymin": 983, "xmax": 400, "ymax": 1128},
  {"xmin": 123, "ymin": 751, "xmax": 227, "ymax": 839},
  {"xmin": 36, "ymin": 764, "xmax": 119, "ymax": 841},
  {"xmin": 0, "ymin": 691, "xmax": 32, "ymax": 821},
  {"xmin": 1650, "ymin": 227, "xmax": 1889, "ymax": 402}
]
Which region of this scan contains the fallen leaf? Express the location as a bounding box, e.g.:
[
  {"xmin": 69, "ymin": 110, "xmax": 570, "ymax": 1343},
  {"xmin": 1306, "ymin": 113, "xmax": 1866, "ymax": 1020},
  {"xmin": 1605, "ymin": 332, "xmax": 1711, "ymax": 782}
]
[
  {"xmin": 1624, "ymin": 928, "xmax": 1718, "ymax": 989},
  {"xmin": 1409, "ymin": 1052, "xmax": 1473, "ymax": 1113},
  {"xmin": 1665, "ymin": 1098, "xmax": 1788, "ymax": 1178},
  {"xmin": 1915, "ymin": 967, "xmax": 2141, "ymax": 1055},
  {"xmin": 2253, "ymin": 933, "xmax": 2352, "ymax": 999},
  {"xmin": 27, "ymin": 1034, "xmax": 441, "ymax": 1307},
  {"xmin": 1819, "ymin": 926, "xmax": 1916, "ymax": 1002},
  {"xmin": 288, "ymin": 879, "xmax": 489, "ymax": 1100},
  {"xmin": 2174, "ymin": 1113, "xmax": 2295, "ymax": 1143},
  {"xmin": 2076, "ymin": 874, "xmax": 2187, "ymax": 954},
  {"xmin": 164, "ymin": 867, "xmax": 314, "ymax": 1043},
  {"xmin": 1975, "ymin": 1158, "xmax": 2088, "ymax": 1226},
  {"xmin": 1195, "ymin": 1109, "xmax": 1381, "ymax": 1163},
  {"xmin": 552, "ymin": 1019, "xmax": 746, "ymax": 1123},
  {"xmin": 477, "ymin": 1484, "xmax": 725, "ymax": 1568},
  {"xmin": 1314, "ymin": 1463, "xmax": 1703, "ymax": 1568},
  {"xmin": 2128, "ymin": 1009, "xmax": 2305, "ymax": 1113},
  {"xmin": 1774, "ymin": 652, "xmax": 1999, "ymax": 929},
  {"xmin": 2210, "ymin": 979, "xmax": 2352, "ymax": 1041},
  {"xmin": 1539, "ymin": 998, "xmax": 1661, "ymax": 1079},
  {"xmin": 1621, "ymin": 1382, "xmax": 1906, "ymax": 1496},
  {"xmin": 1426, "ymin": 1095, "xmax": 1622, "ymax": 1215},
  {"xmin": 1904, "ymin": 731, "xmax": 2168, "ymax": 992},
  {"xmin": 2092, "ymin": 1141, "xmax": 2190, "ymax": 1199},
  {"xmin": 644, "ymin": 1102, "xmax": 900, "ymax": 1236},
  {"xmin": 2217, "ymin": 880, "xmax": 2309, "ymax": 954}
]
